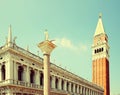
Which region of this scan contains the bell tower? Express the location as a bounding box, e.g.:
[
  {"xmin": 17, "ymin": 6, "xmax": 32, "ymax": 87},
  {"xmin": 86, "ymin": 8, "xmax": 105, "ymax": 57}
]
[{"xmin": 92, "ymin": 14, "xmax": 110, "ymax": 95}]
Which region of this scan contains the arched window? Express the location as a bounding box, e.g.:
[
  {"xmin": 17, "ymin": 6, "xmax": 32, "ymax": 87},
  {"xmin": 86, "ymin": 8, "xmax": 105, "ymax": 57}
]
[
  {"xmin": 66, "ymin": 82, "xmax": 69, "ymax": 91},
  {"xmin": 61, "ymin": 79, "xmax": 64, "ymax": 90},
  {"xmin": 71, "ymin": 83, "xmax": 73, "ymax": 92},
  {"xmin": 79, "ymin": 86, "xmax": 81, "ymax": 94},
  {"xmin": 82, "ymin": 87, "xmax": 84, "ymax": 94},
  {"xmin": 18, "ymin": 66, "xmax": 24, "ymax": 81},
  {"xmin": 50, "ymin": 76, "xmax": 52, "ymax": 88},
  {"xmin": 30, "ymin": 70, "xmax": 35, "ymax": 83},
  {"xmin": 40, "ymin": 72, "xmax": 43, "ymax": 86},
  {"xmin": 1, "ymin": 65, "xmax": 5, "ymax": 80},
  {"xmin": 55, "ymin": 77, "xmax": 58, "ymax": 89},
  {"xmin": 75, "ymin": 84, "xmax": 77, "ymax": 93}
]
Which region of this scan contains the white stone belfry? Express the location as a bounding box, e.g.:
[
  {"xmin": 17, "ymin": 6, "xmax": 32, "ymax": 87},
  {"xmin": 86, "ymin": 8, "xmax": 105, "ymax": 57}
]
[
  {"xmin": 38, "ymin": 31, "xmax": 56, "ymax": 95},
  {"xmin": 0, "ymin": 26, "xmax": 104, "ymax": 95}
]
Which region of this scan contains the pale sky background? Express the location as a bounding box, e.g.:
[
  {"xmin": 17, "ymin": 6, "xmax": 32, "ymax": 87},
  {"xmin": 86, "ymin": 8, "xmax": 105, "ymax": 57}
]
[{"xmin": 0, "ymin": 0, "xmax": 120, "ymax": 95}]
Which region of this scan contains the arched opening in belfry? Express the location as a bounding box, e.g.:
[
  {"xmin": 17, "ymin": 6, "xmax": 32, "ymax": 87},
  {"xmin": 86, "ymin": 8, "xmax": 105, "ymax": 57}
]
[
  {"xmin": 97, "ymin": 49, "xmax": 99, "ymax": 53},
  {"xmin": 95, "ymin": 49, "xmax": 97, "ymax": 53},
  {"xmin": 66, "ymin": 81, "xmax": 69, "ymax": 91},
  {"xmin": 30, "ymin": 70, "xmax": 35, "ymax": 83},
  {"xmin": 102, "ymin": 47, "xmax": 104, "ymax": 51},
  {"xmin": 40, "ymin": 72, "xmax": 43, "ymax": 86},
  {"xmin": 18, "ymin": 66, "xmax": 24, "ymax": 81},
  {"xmin": 55, "ymin": 77, "xmax": 58, "ymax": 89},
  {"xmin": 98, "ymin": 48, "xmax": 101, "ymax": 52},
  {"xmin": 61, "ymin": 79, "xmax": 64, "ymax": 90},
  {"xmin": 1, "ymin": 65, "xmax": 5, "ymax": 80}
]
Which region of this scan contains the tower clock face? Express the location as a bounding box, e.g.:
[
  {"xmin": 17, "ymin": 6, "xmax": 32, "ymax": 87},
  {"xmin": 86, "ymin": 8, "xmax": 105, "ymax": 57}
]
[{"xmin": 97, "ymin": 37, "xmax": 102, "ymax": 44}]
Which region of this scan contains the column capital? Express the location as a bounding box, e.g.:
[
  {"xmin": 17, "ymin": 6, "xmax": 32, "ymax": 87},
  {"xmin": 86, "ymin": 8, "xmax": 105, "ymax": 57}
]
[{"xmin": 38, "ymin": 40, "xmax": 56, "ymax": 55}]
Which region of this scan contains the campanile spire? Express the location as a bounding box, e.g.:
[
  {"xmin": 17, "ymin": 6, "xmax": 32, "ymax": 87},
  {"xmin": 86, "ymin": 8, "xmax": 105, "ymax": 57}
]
[{"xmin": 94, "ymin": 13, "xmax": 105, "ymax": 37}]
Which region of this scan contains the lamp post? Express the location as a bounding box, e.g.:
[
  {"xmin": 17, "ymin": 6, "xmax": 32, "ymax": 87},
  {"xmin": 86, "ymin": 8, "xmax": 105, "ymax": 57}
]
[{"xmin": 38, "ymin": 32, "xmax": 56, "ymax": 95}]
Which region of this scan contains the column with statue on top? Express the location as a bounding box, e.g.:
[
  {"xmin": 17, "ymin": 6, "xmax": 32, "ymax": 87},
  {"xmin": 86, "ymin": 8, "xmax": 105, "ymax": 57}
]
[{"xmin": 38, "ymin": 31, "xmax": 56, "ymax": 95}]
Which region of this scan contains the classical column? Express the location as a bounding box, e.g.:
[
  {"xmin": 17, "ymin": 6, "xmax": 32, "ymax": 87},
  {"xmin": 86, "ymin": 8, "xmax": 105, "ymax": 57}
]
[
  {"xmin": 84, "ymin": 87, "xmax": 86, "ymax": 95},
  {"xmin": 35, "ymin": 70, "xmax": 40, "ymax": 85},
  {"xmin": 64, "ymin": 80, "xmax": 67, "ymax": 91},
  {"xmin": 6, "ymin": 58, "xmax": 13, "ymax": 83},
  {"xmin": 68, "ymin": 82, "xmax": 71, "ymax": 92},
  {"xmin": 0, "ymin": 65, "xmax": 2, "ymax": 81},
  {"xmin": 88, "ymin": 89, "xmax": 90, "ymax": 95},
  {"xmin": 38, "ymin": 32, "xmax": 56, "ymax": 95},
  {"xmin": 96, "ymin": 91, "xmax": 98, "ymax": 95},
  {"xmin": 86, "ymin": 88, "xmax": 88, "ymax": 95},
  {"xmin": 92, "ymin": 90, "xmax": 93, "ymax": 95},
  {"xmin": 22, "ymin": 66, "xmax": 26, "ymax": 82},
  {"xmin": 93, "ymin": 91, "xmax": 95, "ymax": 95},
  {"xmin": 80, "ymin": 86, "xmax": 83, "ymax": 95},
  {"xmin": 26, "ymin": 66, "xmax": 30, "ymax": 87},
  {"xmin": 58, "ymin": 78, "xmax": 62, "ymax": 90},
  {"xmin": 89, "ymin": 89, "xmax": 91, "ymax": 95},
  {"xmin": 82, "ymin": 87, "xmax": 85, "ymax": 95},
  {"xmin": 14, "ymin": 62, "xmax": 18, "ymax": 81},
  {"xmin": 77, "ymin": 85, "xmax": 79, "ymax": 94},
  {"xmin": 51, "ymin": 76, "xmax": 55, "ymax": 89},
  {"xmin": 6, "ymin": 91, "xmax": 13, "ymax": 95},
  {"xmin": 73, "ymin": 84, "xmax": 76, "ymax": 93}
]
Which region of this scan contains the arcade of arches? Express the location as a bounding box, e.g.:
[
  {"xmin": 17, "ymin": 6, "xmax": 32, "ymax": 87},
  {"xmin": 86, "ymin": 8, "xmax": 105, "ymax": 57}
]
[{"xmin": 0, "ymin": 61, "xmax": 103, "ymax": 95}]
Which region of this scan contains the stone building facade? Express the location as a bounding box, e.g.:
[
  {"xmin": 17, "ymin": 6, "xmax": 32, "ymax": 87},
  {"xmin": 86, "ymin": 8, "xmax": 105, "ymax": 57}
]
[{"xmin": 0, "ymin": 15, "xmax": 108, "ymax": 95}]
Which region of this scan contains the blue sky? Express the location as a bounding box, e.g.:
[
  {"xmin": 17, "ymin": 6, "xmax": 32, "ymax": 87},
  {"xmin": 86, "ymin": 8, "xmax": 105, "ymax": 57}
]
[{"xmin": 0, "ymin": 0, "xmax": 120, "ymax": 95}]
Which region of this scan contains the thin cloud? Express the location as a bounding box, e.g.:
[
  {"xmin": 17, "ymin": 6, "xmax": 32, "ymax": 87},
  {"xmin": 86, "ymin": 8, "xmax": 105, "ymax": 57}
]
[{"xmin": 54, "ymin": 37, "xmax": 88, "ymax": 52}]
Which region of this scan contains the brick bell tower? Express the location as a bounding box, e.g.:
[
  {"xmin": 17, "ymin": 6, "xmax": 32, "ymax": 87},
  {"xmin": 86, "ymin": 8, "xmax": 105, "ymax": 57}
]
[{"xmin": 92, "ymin": 14, "xmax": 110, "ymax": 95}]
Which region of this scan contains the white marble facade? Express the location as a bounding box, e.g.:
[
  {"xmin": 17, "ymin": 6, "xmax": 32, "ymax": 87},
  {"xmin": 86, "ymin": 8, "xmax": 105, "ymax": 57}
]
[{"xmin": 0, "ymin": 27, "xmax": 104, "ymax": 95}]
